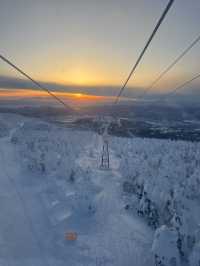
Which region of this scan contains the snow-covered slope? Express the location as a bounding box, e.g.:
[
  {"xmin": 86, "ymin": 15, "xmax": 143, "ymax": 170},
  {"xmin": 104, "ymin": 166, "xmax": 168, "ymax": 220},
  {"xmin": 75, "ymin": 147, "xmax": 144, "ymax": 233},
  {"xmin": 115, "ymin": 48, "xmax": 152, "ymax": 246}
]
[
  {"xmin": 110, "ymin": 136, "xmax": 200, "ymax": 266},
  {"xmin": 0, "ymin": 113, "xmax": 199, "ymax": 266}
]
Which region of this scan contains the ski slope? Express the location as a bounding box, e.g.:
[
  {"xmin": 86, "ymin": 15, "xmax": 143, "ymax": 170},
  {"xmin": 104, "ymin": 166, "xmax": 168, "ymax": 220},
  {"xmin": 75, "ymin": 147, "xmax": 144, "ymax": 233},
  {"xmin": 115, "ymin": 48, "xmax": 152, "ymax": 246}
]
[{"xmin": 0, "ymin": 114, "xmax": 153, "ymax": 266}]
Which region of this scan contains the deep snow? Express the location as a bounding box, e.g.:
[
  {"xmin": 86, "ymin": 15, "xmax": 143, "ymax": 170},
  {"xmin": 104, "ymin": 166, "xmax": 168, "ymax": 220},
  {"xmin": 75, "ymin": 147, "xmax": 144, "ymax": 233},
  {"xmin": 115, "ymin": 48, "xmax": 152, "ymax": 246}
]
[{"xmin": 0, "ymin": 113, "xmax": 199, "ymax": 266}]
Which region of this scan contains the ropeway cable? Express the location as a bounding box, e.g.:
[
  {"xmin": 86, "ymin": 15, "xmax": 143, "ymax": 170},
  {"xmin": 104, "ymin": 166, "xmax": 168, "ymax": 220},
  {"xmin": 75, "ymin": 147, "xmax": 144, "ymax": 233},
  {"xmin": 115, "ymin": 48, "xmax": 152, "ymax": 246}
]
[{"xmin": 0, "ymin": 54, "xmax": 70, "ymax": 109}]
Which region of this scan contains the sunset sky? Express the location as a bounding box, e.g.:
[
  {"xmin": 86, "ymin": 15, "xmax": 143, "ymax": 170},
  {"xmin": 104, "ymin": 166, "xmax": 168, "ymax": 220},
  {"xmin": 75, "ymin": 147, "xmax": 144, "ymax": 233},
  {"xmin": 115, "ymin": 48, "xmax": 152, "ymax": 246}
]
[{"xmin": 0, "ymin": 0, "xmax": 200, "ymax": 105}]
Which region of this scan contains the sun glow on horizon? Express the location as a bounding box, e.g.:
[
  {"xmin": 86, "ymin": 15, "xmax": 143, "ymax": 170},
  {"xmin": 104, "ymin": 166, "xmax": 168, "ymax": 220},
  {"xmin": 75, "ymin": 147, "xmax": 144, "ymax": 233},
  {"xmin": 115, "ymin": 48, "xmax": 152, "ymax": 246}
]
[
  {"xmin": 0, "ymin": 88, "xmax": 114, "ymax": 107},
  {"xmin": 74, "ymin": 93, "xmax": 83, "ymax": 98}
]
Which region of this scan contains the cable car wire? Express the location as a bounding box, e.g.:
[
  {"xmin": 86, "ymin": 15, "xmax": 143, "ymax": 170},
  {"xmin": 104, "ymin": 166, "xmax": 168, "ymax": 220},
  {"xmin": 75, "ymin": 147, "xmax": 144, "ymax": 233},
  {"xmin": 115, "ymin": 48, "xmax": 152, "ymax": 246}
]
[
  {"xmin": 160, "ymin": 72, "xmax": 200, "ymax": 101},
  {"xmin": 115, "ymin": 0, "xmax": 175, "ymax": 104},
  {"xmin": 0, "ymin": 54, "xmax": 69, "ymax": 109},
  {"xmin": 138, "ymin": 33, "xmax": 200, "ymax": 100}
]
